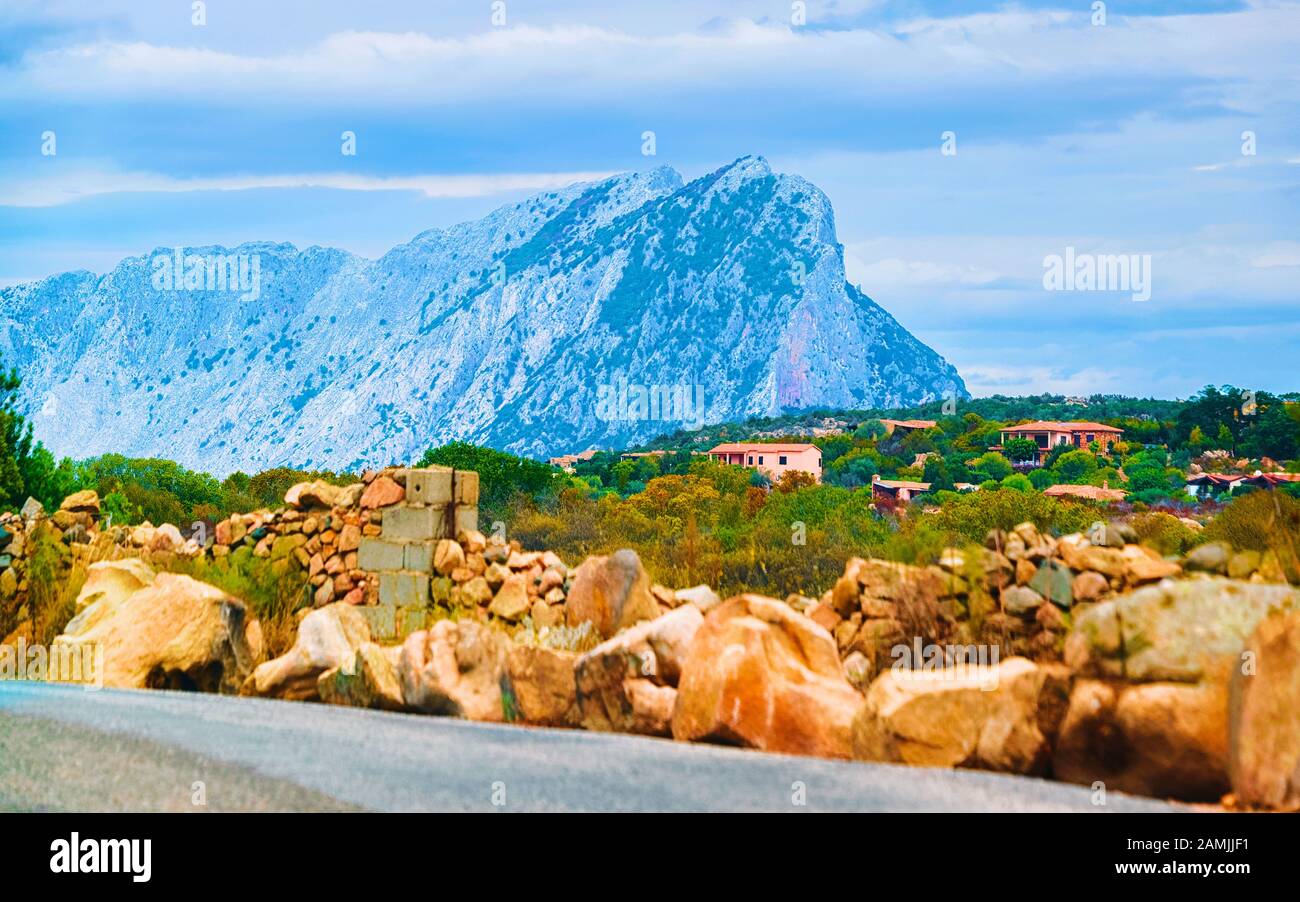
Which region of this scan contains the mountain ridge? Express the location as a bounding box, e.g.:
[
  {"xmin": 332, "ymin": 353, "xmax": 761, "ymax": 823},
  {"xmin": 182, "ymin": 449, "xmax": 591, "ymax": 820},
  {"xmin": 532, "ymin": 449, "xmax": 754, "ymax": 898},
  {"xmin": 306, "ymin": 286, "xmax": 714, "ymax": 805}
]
[{"xmin": 0, "ymin": 155, "xmax": 966, "ymax": 474}]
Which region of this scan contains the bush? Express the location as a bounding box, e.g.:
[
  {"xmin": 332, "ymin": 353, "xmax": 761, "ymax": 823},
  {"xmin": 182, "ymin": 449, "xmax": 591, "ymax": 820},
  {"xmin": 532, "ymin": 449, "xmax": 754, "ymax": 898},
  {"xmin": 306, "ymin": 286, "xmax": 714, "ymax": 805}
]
[
  {"xmin": 1202, "ymin": 490, "xmax": 1300, "ymax": 556},
  {"xmin": 930, "ymin": 489, "xmax": 1099, "ymax": 544},
  {"xmin": 167, "ymin": 546, "xmax": 311, "ymax": 659},
  {"xmin": 1129, "ymin": 512, "xmax": 1198, "ymax": 556}
]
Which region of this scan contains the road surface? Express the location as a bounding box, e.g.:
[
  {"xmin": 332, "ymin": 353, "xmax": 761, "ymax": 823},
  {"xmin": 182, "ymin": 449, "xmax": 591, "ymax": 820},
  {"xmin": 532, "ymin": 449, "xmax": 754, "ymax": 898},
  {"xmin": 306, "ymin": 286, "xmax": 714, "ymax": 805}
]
[{"xmin": 0, "ymin": 681, "xmax": 1181, "ymax": 812}]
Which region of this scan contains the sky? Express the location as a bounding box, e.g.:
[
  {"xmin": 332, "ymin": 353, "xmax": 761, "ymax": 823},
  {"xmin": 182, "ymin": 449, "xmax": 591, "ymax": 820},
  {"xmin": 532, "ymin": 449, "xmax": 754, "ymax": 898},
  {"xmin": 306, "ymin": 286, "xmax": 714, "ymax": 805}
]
[{"xmin": 0, "ymin": 0, "xmax": 1297, "ymax": 400}]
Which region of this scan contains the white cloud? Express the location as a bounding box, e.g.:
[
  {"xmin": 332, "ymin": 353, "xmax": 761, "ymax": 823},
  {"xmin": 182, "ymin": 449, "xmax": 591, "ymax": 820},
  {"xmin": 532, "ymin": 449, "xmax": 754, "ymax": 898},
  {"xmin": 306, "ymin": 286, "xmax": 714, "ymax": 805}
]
[
  {"xmin": 0, "ymin": 167, "xmax": 617, "ymax": 207},
  {"xmin": 3, "ymin": 6, "xmax": 1296, "ymax": 108},
  {"xmin": 956, "ymin": 364, "xmax": 1126, "ymax": 398}
]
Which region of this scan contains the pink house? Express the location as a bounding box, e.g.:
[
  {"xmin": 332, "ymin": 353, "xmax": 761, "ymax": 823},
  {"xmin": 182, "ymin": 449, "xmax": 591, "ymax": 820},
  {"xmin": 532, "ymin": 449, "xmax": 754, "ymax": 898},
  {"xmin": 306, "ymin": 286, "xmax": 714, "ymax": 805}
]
[{"xmin": 707, "ymin": 443, "xmax": 822, "ymax": 483}]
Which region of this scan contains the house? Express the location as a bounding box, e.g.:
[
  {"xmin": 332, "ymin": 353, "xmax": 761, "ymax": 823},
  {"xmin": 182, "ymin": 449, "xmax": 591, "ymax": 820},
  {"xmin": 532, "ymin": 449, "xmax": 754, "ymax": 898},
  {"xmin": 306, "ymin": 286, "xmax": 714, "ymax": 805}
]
[
  {"xmin": 1042, "ymin": 483, "xmax": 1128, "ymax": 502},
  {"xmin": 706, "ymin": 443, "xmax": 822, "ymax": 483},
  {"xmin": 1185, "ymin": 472, "xmax": 1244, "ymax": 498},
  {"xmin": 993, "ymin": 421, "xmax": 1124, "ymax": 466},
  {"xmin": 871, "ymin": 475, "xmax": 931, "ymax": 502},
  {"xmin": 548, "ymin": 449, "xmax": 600, "ymax": 473},
  {"xmin": 880, "ymin": 418, "xmax": 937, "ymax": 436},
  {"xmin": 1240, "ymin": 471, "xmax": 1300, "ymax": 491},
  {"xmin": 619, "ymin": 450, "xmax": 668, "ymax": 461}
]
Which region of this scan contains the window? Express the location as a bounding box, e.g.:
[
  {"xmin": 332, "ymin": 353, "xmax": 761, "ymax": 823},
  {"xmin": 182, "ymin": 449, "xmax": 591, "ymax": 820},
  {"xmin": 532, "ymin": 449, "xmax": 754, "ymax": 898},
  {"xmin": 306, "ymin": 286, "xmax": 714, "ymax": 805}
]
[
  {"xmin": 779, "ymin": 455, "xmax": 788, "ymax": 465},
  {"xmin": 1086, "ymin": 434, "xmax": 1095, "ymax": 443},
  {"xmin": 747, "ymin": 456, "xmax": 753, "ymax": 465},
  {"xmin": 758, "ymin": 456, "xmax": 764, "ymax": 465}
]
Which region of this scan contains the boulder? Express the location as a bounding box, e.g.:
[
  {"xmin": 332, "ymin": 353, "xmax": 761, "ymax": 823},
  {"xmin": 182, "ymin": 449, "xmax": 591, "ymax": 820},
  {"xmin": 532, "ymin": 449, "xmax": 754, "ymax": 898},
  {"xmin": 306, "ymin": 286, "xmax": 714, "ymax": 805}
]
[
  {"xmin": 285, "ymin": 480, "xmax": 341, "ymax": 510},
  {"xmin": 1001, "ymin": 585, "xmax": 1044, "ymax": 616},
  {"xmin": 505, "ymin": 644, "xmax": 579, "ymax": 726},
  {"xmin": 359, "ymin": 475, "xmax": 404, "ymax": 509},
  {"xmin": 1121, "ymin": 545, "xmax": 1181, "ymax": 586},
  {"xmin": 1230, "ymin": 609, "xmax": 1300, "ymax": 810},
  {"xmin": 55, "ymin": 572, "xmax": 260, "ymax": 692},
  {"xmin": 20, "ymin": 497, "xmax": 43, "ymax": 520},
  {"xmin": 1065, "ymin": 578, "xmax": 1300, "ymax": 683},
  {"xmin": 1058, "ymin": 536, "xmax": 1126, "ymax": 578},
  {"xmin": 1054, "ymin": 678, "xmax": 1230, "ymax": 801},
  {"xmin": 488, "ymin": 574, "xmax": 530, "ymax": 621},
  {"xmin": 249, "ymin": 603, "xmax": 371, "ymax": 699},
  {"xmin": 399, "ymin": 620, "xmax": 509, "ymax": 721},
  {"xmin": 73, "ymin": 558, "xmax": 156, "ymax": 615},
  {"xmin": 1057, "ymin": 578, "xmax": 1300, "ymax": 801},
  {"xmin": 1071, "ymin": 570, "xmax": 1110, "ymax": 604},
  {"xmin": 335, "ymin": 483, "xmax": 365, "ymax": 509},
  {"xmin": 574, "ymin": 606, "xmax": 703, "ymax": 735},
  {"xmin": 318, "ymin": 642, "xmax": 405, "ymax": 711},
  {"xmin": 674, "ymin": 584, "xmax": 721, "ymax": 612},
  {"xmin": 150, "ymin": 522, "xmax": 184, "ymax": 552},
  {"xmin": 59, "ymin": 490, "xmax": 100, "ymax": 514},
  {"xmin": 671, "ymin": 595, "xmax": 863, "ymax": 758},
  {"xmin": 564, "ymin": 549, "xmax": 661, "ymax": 637},
  {"xmin": 852, "ymin": 657, "xmax": 1069, "ymax": 774},
  {"xmin": 1185, "ymin": 542, "xmax": 1231, "ymax": 574},
  {"xmin": 433, "ymin": 538, "xmax": 465, "ymax": 576},
  {"xmin": 1028, "ymin": 559, "xmax": 1072, "ymax": 608}
]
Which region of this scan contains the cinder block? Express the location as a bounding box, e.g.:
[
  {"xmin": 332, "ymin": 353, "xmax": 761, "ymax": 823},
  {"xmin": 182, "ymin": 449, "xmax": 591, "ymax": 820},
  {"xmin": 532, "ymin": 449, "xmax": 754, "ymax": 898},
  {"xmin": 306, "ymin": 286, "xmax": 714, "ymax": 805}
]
[
  {"xmin": 396, "ymin": 606, "xmax": 428, "ymax": 639},
  {"xmin": 454, "ymin": 470, "xmax": 480, "ymax": 506},
  {"xmin": 357, "ymin": 604, "xmax": 397, "ymax": 641},
  {"xmin": 382, "ymin": 505, "xmax": 447, "ymax": 541},
  {"xmin": 379, "ymin": 570, "xmax": 430, "ymax": 608},
  {"xmin": 406, "ymin": 467, "xmax": 454, "ymax": 505},
  {"xmin": 404, "ymin": 540, "xmax": 435, "ymax": 572},
  {"xmin": 454, "ymin": 505, "xmax": 479, "ymax": 536},
  {"xmin": 357, "ymin": 537, "xmax": 405, "ymax": 571}
]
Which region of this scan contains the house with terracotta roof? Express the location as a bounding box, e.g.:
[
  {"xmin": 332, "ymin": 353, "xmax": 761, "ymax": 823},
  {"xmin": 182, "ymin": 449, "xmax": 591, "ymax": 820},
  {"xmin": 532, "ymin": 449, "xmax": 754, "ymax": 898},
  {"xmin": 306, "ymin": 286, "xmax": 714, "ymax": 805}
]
[
  {"xmin": 548, "ymin": 449, "xmax": 601, "ymax": 473},
  {"xmin": 1042, "ymin": 483, "xmax": 1128, "ymax": 502},
  {"xmin": 871, "ymin": 475, "xmax": 931, "ymax": 502},
  {"xmin": 1241, "ymin": 471, "xmax": 1300, "ymax": 491},
  {"xmin": 993, "ymin": 421, "xmax": 1124, "ymax": 466},
  {"xmin": 706, "ymin": 443, "xmax": 822, "ymax": 483},
  {"xmin": 880, "ymin": 418, "xmax": 937, "ymax": 436},
  {"xmin": 1185, "ymin": 472, "xmax": 1245, "ymax": 498}
]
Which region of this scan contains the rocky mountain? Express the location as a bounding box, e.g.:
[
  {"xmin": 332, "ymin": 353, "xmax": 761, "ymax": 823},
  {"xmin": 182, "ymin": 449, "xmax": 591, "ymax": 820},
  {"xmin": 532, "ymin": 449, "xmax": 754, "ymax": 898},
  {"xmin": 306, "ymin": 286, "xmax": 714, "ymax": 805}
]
[{"xmin": 0, "ymin": 155, "xmax": 966, "ymax": 474}]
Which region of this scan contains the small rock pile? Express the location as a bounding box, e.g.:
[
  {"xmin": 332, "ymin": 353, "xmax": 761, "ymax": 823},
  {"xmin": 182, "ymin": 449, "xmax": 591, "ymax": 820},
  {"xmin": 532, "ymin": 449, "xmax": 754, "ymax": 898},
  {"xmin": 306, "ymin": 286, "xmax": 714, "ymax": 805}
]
[
  {"xmin": 0, "ymin": 491, "xmax": 103, "ymax": 644},
  {"xmin": 811, "ymin": 520, "xmax": 1300, "ymax": 682}
]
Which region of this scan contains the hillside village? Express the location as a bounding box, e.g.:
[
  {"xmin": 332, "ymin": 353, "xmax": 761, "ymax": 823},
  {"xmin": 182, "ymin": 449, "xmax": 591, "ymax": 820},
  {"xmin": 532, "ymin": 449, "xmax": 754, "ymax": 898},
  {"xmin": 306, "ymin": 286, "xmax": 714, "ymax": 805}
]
[{"xmin": 548, "ymin": 387, "xmax": 1300, "ymax": 510}]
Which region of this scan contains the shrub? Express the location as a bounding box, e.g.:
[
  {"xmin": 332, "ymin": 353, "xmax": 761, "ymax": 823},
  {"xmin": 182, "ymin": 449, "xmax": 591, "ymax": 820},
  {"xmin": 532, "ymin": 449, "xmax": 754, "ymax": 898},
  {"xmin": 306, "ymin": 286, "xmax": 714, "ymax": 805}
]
[
  {"xmin": 166, "ymin": 546, "xmax": 311, "ymax": 658},
  {"xmin": 26, "ymin": 523, "xmax": 90, "ymax": 645},
  {"xmin": 1202, "ymin": 491, "xmax": 1300, "ymax": 558},
  {"xmin": 1129, "ymin": 512, "xmax": 1198, "ymax": 555},
  {"xmin": 930, "ymin": 489, "xmax": 1098, "ymax": 544}
]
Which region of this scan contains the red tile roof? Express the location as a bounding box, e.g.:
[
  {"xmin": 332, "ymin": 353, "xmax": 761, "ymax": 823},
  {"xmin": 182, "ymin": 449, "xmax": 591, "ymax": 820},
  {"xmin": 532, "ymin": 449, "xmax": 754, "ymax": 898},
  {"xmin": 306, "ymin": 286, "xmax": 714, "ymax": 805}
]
[
  {"xmin": 873, "ymin": 479, "xmax": 932, "ymax": 491},
  {"xmin": 1002, "ymin": 421, "xmax": 1123, "ymax": 433},
  {"xmin": 1043, "ymin": 484, "xmax": 1128, "ymax": 501},
  {"xmin": 708, "ymin": 443, "xmax": 821, "ymax": 455}
]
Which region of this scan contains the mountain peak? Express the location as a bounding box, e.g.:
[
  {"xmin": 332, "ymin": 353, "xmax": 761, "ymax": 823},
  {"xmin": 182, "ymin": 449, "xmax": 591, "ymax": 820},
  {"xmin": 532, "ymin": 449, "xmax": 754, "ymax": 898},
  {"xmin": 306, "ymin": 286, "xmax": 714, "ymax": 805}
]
[{"xmin": 1, "ymin": 159, "xmax": 965, "ymax": 472}]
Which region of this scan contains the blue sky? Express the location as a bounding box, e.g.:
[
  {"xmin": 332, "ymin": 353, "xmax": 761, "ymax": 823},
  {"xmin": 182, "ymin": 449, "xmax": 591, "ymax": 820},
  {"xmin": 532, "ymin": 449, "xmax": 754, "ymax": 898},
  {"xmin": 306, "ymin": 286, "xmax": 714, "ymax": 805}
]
[{"xmin": 1, "ymin": 0, "xmax": 1297, "ymax": 399}]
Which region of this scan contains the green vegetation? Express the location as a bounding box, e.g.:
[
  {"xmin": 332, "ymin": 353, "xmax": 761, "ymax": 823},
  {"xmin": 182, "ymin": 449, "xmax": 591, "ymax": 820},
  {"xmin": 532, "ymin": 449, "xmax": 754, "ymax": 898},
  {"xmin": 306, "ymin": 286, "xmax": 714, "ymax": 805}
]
[{"xmin": 168, "ymin": 545, "xmax": 311, "ymax": 657}]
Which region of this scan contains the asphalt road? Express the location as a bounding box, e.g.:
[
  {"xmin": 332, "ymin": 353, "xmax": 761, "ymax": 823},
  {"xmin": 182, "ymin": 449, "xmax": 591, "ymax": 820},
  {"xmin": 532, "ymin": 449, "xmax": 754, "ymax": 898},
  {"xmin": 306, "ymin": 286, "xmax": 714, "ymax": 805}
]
[{"xmin": 0, "ymin": 681, "xmax": 1182, "ymax": 812}]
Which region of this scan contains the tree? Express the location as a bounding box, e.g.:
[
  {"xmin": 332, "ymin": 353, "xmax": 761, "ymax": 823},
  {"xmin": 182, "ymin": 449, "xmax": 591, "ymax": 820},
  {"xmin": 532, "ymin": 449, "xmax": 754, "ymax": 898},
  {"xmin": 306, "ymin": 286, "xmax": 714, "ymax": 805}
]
[
  {"xmin": 969, "ymin": 452, "xmax": 1013, "ymax": 482},
  {"xmin": 417, "ymin": 442, "xmax": 559, "ymax": 515},
  {"xmin": 922, "ymin": 455, "xmax": 954, "ymax": 492},
  {"xmin": 1052, "ymin": 449, "xmax": 1098, "ymax": 484},
  {"xmin": 1002, "ymin": 436, "xmax": 1039, "ymax": 463}
]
